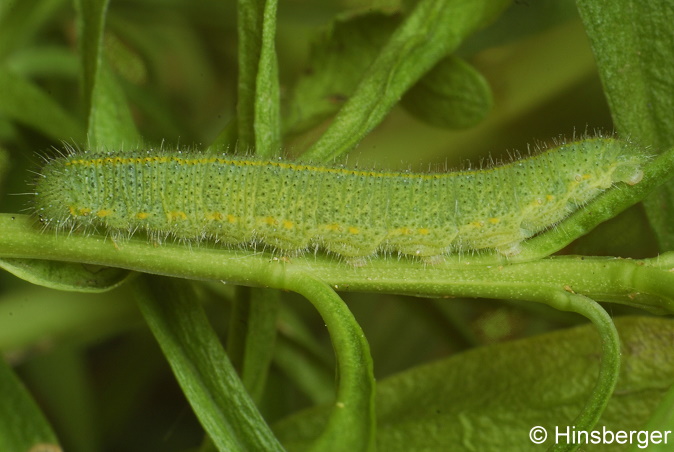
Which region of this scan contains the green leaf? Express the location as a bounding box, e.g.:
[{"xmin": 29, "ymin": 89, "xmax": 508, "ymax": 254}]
[
  {"xmin": 237, "ymin": 0, "xmax": 281, "ymax": 156},
  {"xmin": 0, "ymin": 69, "xmax": 84, "ymax": 141},
  {"xmin": 6, "ymin": 45, "xmax": 79, "ymax": 78},
  {"xmin": 74, "ymin": 0, "xmax": 110, "ymax": 126},
  {"xmin": 301, "ymin": 0, "xmax": 511, "ymax": 162},
  {"xmin": 227, "ymin": 287, "xmax": 280, "ymax": 404},
  {"xmin": 283, "ymin": 11, "xmax": 402, "ymax": 136},
  {"xmin": 87, "ymin": 63, "xmax": 141, "ymax": 148},
  {"xmin": 576, "ymin": 0, "xmax": 674, "ymax": 251},
  {"xmin": 576, "ymin": 0, "xmax": 674, "ymax": 147},
  {"xmin": 400, "ymin": 55, "xmax": 492, "ymax": 129},
  {"xmin": 253, "ymin": 0, "xmax": 281, "ymax": 156},
  {"xmin": 0, "ymin": 258, "xmax": 133, "ymax": 293},
  {"xmin": 633, "ymin": 382, "xmax": 674, "ymax": 452},
  {"xmin": 0, "ymin": 358, "xmax": 60, "ymax": 452},
  {"xmin": 74, "ymin": 0, "xmax": 139, "ymax": 148},
  {"xmin": 134, "ymin": 276, "xmax": 284, "ymax": 452},
  {"xmin": 274, "ymin": 316, "xmax": 674, "ymax": 451}
]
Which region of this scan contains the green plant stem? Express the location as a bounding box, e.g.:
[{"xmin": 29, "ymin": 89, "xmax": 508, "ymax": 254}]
[
  {"xmin": 281, "ymin": 272, "xmax": 375, "ymax": 452},
  {"xmin": 537, "ymin": 292, "xmax": 620, "ymax": 451},
  {"xmin": 3, "ymin": 212, "xmax": 674, "ymax": 313}
]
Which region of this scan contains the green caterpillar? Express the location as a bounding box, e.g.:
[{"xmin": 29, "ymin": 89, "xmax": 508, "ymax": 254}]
[{"xmin": 33, "ymin": 138, "xmax": 647, "ymax": 260}]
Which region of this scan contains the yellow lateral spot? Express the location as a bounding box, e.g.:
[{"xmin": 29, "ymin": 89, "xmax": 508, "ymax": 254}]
[
  {"xmin": 167, "ymin": 211, "xmax": 187, "ymax": 221},
  {"xmin": 78, "ymin": 207, "xmax": 92, "ymax": 216},
  {"xmin": 205, "ymin": 212, "xmax": 224, "ymax": 221},
  {"xmin": 470, "ymin": 221, "xmax": 484, "ymax": 228},
  {"xmin": 323, "ymin": 223, "xmax": 342, "ymax": 232},
  {"xmin": 136, "ymin": 212, "xmax": 150, "ymax": 220},
  {"xmin": 68, "ymin": 206, "xmax": 77, "ymax": 216},
  {"xmin": 418, "ymin": 228, "xmax": 430, "ymax": 235},
  {"xmin": 582, "ymin": 174, "xmax": 592, "ymax": 180},
  {"xmin": 396, "ymin": 227, "xmax": 413, "ymax": 235},
  {"xmin": 227, "ymin": 214, "xmax": 238, "ymax": 224},
  {"xmin": 488, "ymin": 218, "xmax": 500, "ymax": 225},
  {"xmin": 263, "ymin": 216, "xmax": 278, "ymax": 226},
  {"xmin": 546, "ymin": 195, "xmax": 555, "ymax": 201},
  {"xmin": 97, "ymin": 209, "xmax": 112, "ymax": 218},
  {"xmin": 348, "ymin": 226, "xmax": 359, "ymax": 235},
  {"xmin": 282, "ymin": 220, "xmax": 294, "ymax": 230}
]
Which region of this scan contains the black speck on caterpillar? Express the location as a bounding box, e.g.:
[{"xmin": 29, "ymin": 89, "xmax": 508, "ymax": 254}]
[{"xmin": 32, "ymin": 138, "xmax": 648, "ymax": 262}]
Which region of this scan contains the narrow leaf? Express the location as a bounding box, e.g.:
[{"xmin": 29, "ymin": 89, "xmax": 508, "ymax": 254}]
[
  {"xmin": 237, "ymin": 0, "xmax": 281, "ymax": 156},
  {"xmin": 0, "ymin": 358, "xmax": 60, "ymax": 452},
  {"xmin": 134, "ymin": 276, "xmax": 284, "ymax": 452},
  {"xmin": 301, "ymin": 0, "xmax": 511, "ymax": 162},
  {"xmin": 87, "ymin": 64, "xmax": 141, "ymax": 149},
  {"xmin": 74, "ymin": 0, "xmax": 110, "ymax": 126},
  {"xmin": 576, "ymin": 0, "xmax": 674, "ymax": 251},
  {"xmin": 576, "ymin": 0, "xmax": 674, "ymax": 147},
  {"xmin": 227, "ymin": 287, "xmax": 279, "ymax": 404},
  {"xmin": 283, "ymin": 12, "xmax": 401, "ymax": 135},
  {"xmin": 0, "ymin": 69, "xmax": 84, "ymax": 141}
]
